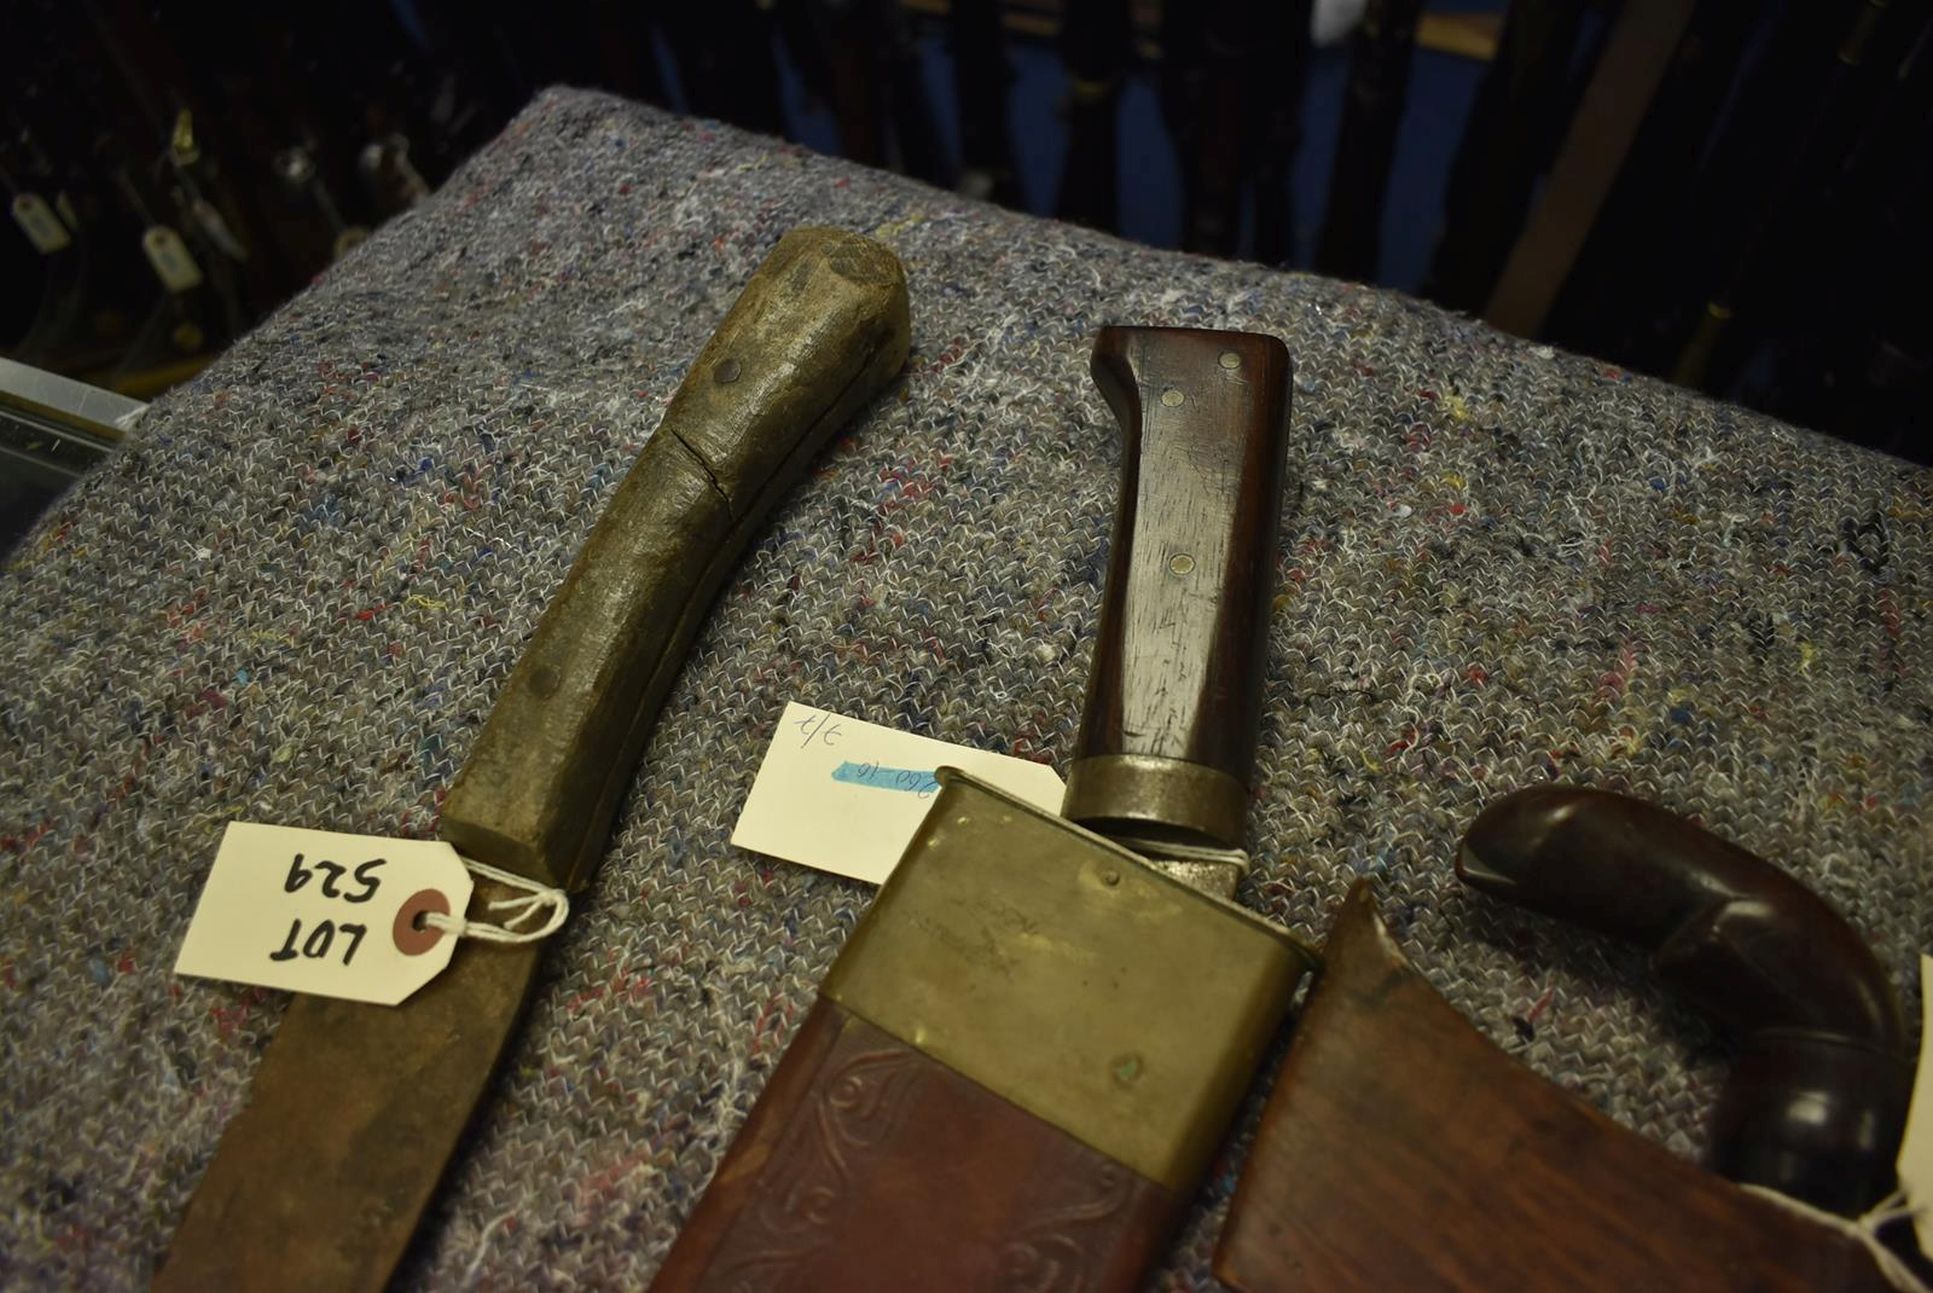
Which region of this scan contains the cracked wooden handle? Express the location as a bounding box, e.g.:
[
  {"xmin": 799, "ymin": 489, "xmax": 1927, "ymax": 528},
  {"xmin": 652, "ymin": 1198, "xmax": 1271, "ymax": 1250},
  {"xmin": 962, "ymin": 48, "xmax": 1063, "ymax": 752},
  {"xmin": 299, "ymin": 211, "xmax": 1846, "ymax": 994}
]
[{"xmin": 441, "ymin": 228, "xmax": 910, "ymax": 891}]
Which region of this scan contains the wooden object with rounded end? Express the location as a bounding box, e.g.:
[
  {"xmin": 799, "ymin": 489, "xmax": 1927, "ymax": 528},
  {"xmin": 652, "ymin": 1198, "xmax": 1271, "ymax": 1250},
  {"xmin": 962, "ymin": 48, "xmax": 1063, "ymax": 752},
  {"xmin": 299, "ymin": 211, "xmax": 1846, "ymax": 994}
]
[
  {"xmin": 1458, "ymin": 786, "xmax": 1910, "ymax": 1217},
  {"xmin": 1214, "ymin": 883, "xmax": 1897, "ymax": 1292},
  {"xmin": 440, "ymin": 227, "xmax": 911, "ymax": 893}
]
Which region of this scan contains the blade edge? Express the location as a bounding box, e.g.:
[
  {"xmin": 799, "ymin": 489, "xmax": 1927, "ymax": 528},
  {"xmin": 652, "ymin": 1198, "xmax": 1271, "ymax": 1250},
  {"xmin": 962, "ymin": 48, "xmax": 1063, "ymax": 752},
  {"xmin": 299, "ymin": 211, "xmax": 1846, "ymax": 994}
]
[{"xmin": 156, "ymin": 912, "xmax": 540, "ymax": 1292}]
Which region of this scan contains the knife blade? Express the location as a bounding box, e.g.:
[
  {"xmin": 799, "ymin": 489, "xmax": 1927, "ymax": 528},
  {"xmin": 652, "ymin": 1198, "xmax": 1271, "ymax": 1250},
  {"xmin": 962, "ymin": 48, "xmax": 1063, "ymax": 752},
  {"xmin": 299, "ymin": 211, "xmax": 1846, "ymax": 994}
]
[{"xmin": 156, "ymin": 227, "xmax": 911, "ymax": 1292}]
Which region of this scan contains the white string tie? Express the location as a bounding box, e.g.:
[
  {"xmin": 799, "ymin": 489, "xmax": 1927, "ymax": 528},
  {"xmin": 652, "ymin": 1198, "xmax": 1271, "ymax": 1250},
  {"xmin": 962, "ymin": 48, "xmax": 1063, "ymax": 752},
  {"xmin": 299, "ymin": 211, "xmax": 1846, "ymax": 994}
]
[
  {"xmin": 1739, "ymin": 1186, "xmax": 1928, "ymax": 1293},
  {"xmin": 424, "ymin": 856, "xmax": 571, "ymax": 945}
]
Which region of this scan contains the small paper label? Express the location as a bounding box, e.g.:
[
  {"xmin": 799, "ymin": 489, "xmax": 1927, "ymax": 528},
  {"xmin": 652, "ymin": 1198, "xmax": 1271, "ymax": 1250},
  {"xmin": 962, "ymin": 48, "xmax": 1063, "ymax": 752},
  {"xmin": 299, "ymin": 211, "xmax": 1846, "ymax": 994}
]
[
  {"xmin": 175, "ymin": 823, "xmax": 475, "ymax": 1005},
  {"xmin": 11, "ymin": 192, "xmax": 71, "ymax": 253},
  {"xmin": 1896, "ymin": 954, "xmax": 1933, "ymax": 1251},
  {"xmin": 732, "ymin": 702, "xmax": 1066, "ymax": 884},
  {"xmin": 141, "ymin": 224, "xmax": 204, "ymax": 292}
]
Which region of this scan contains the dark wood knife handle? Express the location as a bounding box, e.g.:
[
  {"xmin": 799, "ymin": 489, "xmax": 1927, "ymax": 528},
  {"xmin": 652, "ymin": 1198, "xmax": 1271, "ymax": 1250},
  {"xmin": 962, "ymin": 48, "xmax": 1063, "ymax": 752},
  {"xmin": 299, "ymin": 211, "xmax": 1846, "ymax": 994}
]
[
  {"xmin": 440, "ymin": 228, "xmax": 910, "ymax": 891},
  {"xmin": 1458, "ymin": 786, "xmax": 1911, "ymax": 1216},
  {"xmin": 1062, "ymin": 326, "xmax": 1293, "ymax": 848}
]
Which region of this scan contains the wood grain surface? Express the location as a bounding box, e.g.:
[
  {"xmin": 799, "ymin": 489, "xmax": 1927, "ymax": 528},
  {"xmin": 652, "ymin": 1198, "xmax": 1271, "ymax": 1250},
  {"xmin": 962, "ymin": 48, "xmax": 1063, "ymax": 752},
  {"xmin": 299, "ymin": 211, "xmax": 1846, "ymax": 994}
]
[
  {"xmin": 1215, "ymin": 883, "xmax": 1896, "ymax": 1292},
  {"xmin": 652, "ymin": 999, "xmax": 1179, "ymax": 1292},
  {"xmin": 1065, "ymin": 326, "xmax": 1292, "ymax": 848}
]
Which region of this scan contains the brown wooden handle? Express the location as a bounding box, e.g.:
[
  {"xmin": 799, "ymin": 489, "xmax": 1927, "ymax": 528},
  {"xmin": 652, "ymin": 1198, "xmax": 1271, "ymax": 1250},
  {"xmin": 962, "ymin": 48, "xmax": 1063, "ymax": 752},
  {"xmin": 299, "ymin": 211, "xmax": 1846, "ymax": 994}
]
[
  {"xmin": 440, "ymin": 229, "xmax": 910, "ymax": 891},
  {"xmin": 1458, "ymin": 787, "xmax": 1910, "ymax": 1216},
  {"xmin": 1062, "ymin": 326, "xmax": 1293, "ymax": 848}
]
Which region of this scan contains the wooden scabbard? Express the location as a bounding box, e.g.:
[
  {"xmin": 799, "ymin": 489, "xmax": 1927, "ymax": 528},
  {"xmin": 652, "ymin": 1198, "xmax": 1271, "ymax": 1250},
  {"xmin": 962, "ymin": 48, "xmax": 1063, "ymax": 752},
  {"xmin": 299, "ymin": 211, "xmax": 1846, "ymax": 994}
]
[
  {"xmin": 652, "ymin": 770, "xmax": 1311, "ymax": 1292},
  {"xmin": 1215, "ymin": 885, "xmax": 1897, "ymax": 1292}
]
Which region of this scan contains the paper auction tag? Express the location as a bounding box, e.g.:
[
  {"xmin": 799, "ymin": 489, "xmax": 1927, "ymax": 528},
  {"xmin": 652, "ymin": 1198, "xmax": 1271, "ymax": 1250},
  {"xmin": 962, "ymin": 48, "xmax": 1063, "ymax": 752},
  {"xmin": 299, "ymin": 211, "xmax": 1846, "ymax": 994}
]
[
  {"xmin": 175, "ymin": 823, "xmax": 475, "ymax": 1006},
  {"xmin": 733, "ymin": 701, "xmax": 1066, "ymax": 884},
  {"xmin": 140, "ymin": 224, "xmax": 204, "ymax": 293},
  {"xmin": 1895, "ymin": 954, "xmax": 1933, "ymax": 1252},
  {"xmin": 11, "ymin": 192, "xmax": 71, "ymax": 253}
]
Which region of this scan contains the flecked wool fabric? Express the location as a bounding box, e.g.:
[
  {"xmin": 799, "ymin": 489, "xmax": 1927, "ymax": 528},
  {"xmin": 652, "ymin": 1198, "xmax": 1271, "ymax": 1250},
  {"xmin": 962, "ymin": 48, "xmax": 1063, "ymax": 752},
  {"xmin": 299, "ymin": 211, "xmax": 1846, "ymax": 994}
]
[{"xmin": 1, "ymin": 88, "xmax": 1927, "ymax": 1289}]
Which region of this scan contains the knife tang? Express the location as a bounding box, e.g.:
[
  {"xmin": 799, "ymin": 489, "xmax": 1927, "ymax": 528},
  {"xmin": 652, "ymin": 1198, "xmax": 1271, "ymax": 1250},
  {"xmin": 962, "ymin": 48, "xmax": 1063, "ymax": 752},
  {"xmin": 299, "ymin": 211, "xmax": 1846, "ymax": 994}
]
[
  {"xmin": 440, "ymin": 227, "xmax": 911, "ymax": 891},
  {"xmin": 1063, "ymin": 326, "xmax": 1293, "ymax": 852}
]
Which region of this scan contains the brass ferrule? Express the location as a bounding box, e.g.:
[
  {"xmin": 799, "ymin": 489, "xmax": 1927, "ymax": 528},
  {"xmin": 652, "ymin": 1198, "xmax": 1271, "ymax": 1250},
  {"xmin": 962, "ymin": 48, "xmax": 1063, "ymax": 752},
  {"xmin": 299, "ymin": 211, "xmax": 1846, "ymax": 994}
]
[{"xmin": 1062, "ymin": 752, "xmax": 1250, "ymax": 849}]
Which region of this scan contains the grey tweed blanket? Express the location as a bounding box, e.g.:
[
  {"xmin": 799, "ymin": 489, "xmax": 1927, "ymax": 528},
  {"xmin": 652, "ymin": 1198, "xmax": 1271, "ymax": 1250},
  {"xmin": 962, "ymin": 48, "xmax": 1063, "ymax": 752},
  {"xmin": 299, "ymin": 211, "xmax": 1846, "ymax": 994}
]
[{"xmin": 2, "ymin": 88, "xmax": 1927, "ymax": 1288}]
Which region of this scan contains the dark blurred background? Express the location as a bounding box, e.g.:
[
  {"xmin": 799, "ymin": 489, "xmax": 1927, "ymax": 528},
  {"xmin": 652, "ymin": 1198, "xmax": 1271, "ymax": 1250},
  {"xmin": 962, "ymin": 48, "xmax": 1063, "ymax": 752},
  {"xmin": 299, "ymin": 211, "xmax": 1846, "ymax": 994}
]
[{"xmin": 3, "ymin": 0, "xmax": 1929, "ymax": 552}]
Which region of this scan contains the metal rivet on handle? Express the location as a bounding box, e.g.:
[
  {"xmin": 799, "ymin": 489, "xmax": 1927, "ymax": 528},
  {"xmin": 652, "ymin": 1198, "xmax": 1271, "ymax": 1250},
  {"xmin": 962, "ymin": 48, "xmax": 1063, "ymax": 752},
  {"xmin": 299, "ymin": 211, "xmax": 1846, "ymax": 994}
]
[
  {"xmin": 714, "ymin": 358, "xmax": 742, "ymax": 384},
  {"xmin": 1219, "ymin": 351, "xmax": 1240, "ymax": 370},
  {"xmin": 1169, "ymin": 553, "xmax": 1196, "ymax": 576},
  {"xmin": 1160, "ymin": 387, "xmax": 1184, "ymax": 407}
]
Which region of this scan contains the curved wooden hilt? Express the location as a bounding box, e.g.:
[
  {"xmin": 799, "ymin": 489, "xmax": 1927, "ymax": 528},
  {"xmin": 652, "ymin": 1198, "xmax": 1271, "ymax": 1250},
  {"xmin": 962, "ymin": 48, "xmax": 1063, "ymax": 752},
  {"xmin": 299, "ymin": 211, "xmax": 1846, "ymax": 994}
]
[
  {"xmin": 1457, "ymin": 786, "xmax": 1911, "ymax": 1216},
  {"xmin": 441, "ymin": 228, "xmax": 910, "ymax": 892}
]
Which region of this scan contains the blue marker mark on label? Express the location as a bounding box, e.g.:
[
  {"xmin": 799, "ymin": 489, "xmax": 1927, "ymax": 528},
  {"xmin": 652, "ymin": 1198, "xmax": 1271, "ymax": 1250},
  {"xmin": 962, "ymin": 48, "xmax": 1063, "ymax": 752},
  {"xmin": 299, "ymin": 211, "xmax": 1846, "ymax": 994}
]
[{"xmin": 832, "ymin": 761, "xmax": 941, "ymax": 798}]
